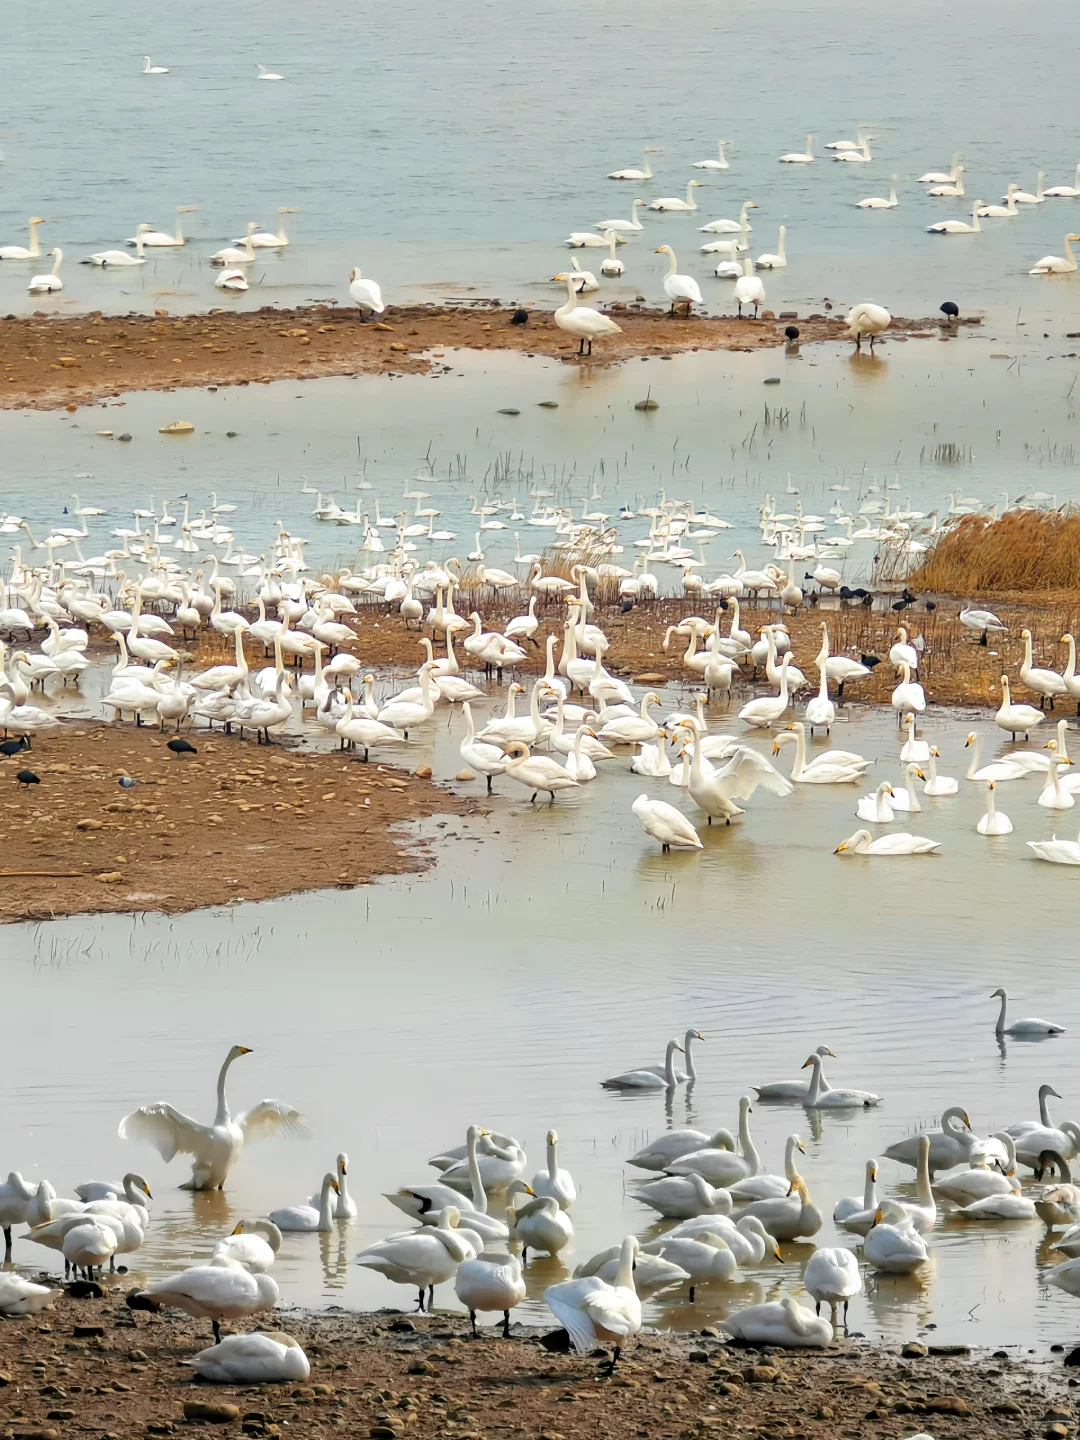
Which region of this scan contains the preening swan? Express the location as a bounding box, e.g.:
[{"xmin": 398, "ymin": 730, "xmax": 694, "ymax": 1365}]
[
  {"xmin": 847, "ymin": 302, "xmax": 890, "ymax": 350},
  {"xmin": 454, "ymin": 1252, "xmax": 525, "ymax": 1336},
  {"xmin": 507, "ymin": 1189, "xmax": 573, "ymax": 1258},
  {"xmin": 632, "ymin": 792, "xmax": 701, "ymax": 850},
  {"xmin": 215, "ymin": 268, "xmax": 248, "ymax": 291},
  {"xmin": 1029, "ymin": 830, "xmax": 1080, "ymax": 864},
  {"xmin": 544, "ymin": 1235, "xmax": 641, "ymax": 1369},
  {"xmin": 0, "ymin": 1274, "xmax": 62, "ymax": 1316},
  {"xmin": 349, "ymin": 267, "xmax": 385, "ymax": 318},
  {"xmin": 210, "ymin": 223, "xmax": 259, "ymax": 266},
  {"xmin": 190, "ymin": 1332, "xmax": 308, "ymax": 1383},
  {"xmin": 356, "ymin": 1206, "xmax": 477, "ymax": 1312},
  {"xmin": 119, "ymin": 1045, "xmax": 309, "ymax": 1190},
  {"xmin": 864, "ymin": 1204, "xmax": 928, "ymax": 1274},
  {"xmin": 135, "ymin": 1260, "xmax": 280, "ymax": 1341},
  {"xmin": 213, "ymin": 1219, "xmax": 282, "ymax": 1273},
  {"xmin": 803, "ymin": 1248, "xmax": 861, "ymax": 1327},
  {"xmin": 991, "ymin": 988, "xmax": 1065, "ymax": 1037},
  {"xmin": 725, "ymin": 1297, "xmax": 832, "ymax": 1346},
  {"xmin": 551, "ymin": 273, "xmax": 622, "ymax": 356}
]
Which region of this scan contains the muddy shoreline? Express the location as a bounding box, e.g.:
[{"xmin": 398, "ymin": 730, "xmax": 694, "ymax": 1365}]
[
  {"xmin": 0, "ymin": 722, "xmax": 472, "ymax": 925},
  {"xmin": 0, "ymin": 304, "xmax": 960, "ymax": 411},
  {"xmin": 0, "ymin": 1293, "xmax": 1070, "ymax": 1440}
]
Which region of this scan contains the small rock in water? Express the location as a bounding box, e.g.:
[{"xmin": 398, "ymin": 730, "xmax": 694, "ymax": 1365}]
[
  {"xmin": 537, "ymin": 400, "xmax": 558, "ymax": 408},
  {"xmin": 634, "ymin": 398, "xmax": 659, "ymax": 411},
  {"xmin": 455, "ymin": 769, "xmax": 475, "ymax": 782},
  {"xmin": 118, "ymin": 433, "xmax": 132, "ymax": 442},
  {"xmin": 497, "ymin": 408, "xmax": 520, "ymax": 416},
  {"xmin": 764, "ymin": 377, "xmax": 781, "ymax": 385},
  {"xmin": 414, "ymin": 765, "xmax": 433, "ymax": 779},
  {"xmin": 159, "ymin": 420, "xmax": 195, "ymax": 434}
]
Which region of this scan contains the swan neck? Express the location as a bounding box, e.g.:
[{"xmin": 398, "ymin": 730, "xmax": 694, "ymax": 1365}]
[
  {"xmin": 996, "ymin": 991, "xmax": 1007, "ymax": 1034},
  {"xmin": 467, "ymin": 1128, "xmax": 488, "ymax": 1213},
  {"xmin": 864, "ymin": 1163, "xmax": 877, "ymax": 1210},
  {"xmin": 318, "ymin": 1175, "xmax": 335, "ymax": 1227},
  {"xmin": 214, "ymin": 1052, "xmax": 237, "ymax": 1124},
  {"xmin": 738, "ymin": 1103, "xmax": 759, "ymax": 1172},
  {"xmin": 664, "ymin": 1041, "xmax": 679, "ymax": 1086}
]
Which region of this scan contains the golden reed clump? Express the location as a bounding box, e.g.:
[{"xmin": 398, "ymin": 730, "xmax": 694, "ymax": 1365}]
[{"xmin": 908, "ymin": 510, "xmax": 1080, "ymax": 595}]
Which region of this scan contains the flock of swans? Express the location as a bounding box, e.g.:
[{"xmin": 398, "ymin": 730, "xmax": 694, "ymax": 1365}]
[
  {"xmin": 5, "ymin": 1020, "xmax": 1080, "ymax": 1371},
  {"xmin": 2, "ymin": 478, "xmax": 1077, "ymax": 864}
]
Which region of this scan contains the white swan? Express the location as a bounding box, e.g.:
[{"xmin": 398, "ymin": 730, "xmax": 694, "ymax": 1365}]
[
  {"xmin": 928, "ymin": 165, "xmax": 966, "ymax": 197},
  {"xmin": 129, "ymin": 205, "xmax": 200, "ymax": 247},
  {"xmin": 215, "ymin": 268, "xmax": 248, "ymax": 292},
  {"xmin": 731, "ymin": 1177, "xmax": 822, "ymax": 1241},
  {"xmin": 803, "ymin": 1248, "xmax": 861, "ymax": 1327},
  {"xmin": 1029, "ymin": 830, "xmax": 1080, "ymax": 865},
  {"xmin": 726, "ymin": 1296, "xmax": 832, "ymax": 1346},
  {"xmin": 86, "ymin": 227, "xmax": 151, "ymax": 266},
  {"xmin": 602, "ymin": 1037, "xmax": 684, "ymax": 1090},
  {"xmin": 856, "ymin": 781, "xmax": 895, "ymax": 822},
  {"xmin": 608, "ymin": 152, "xmax": 654, "ymax": 180},
  {"xmin": 640, "ymin": 1233, "xmax": 735, "ymax": 1298},
  {"xmin": 834, "ymin": 133, "xmax": 874, "ymax": 163},
  {"xmin": 996, "ymin": 675, "xmax": 1044, "ymax": 737},
  {"xmin": 773, "ymin": 723, "xmax": 868, "ymax": 782},
  {"xmin": 834, "ymin": 1159, "xmax": 878, "ymax": 1228},
  {"xmin": 586, "ymin": 1247, "xmax": 684, "ymax": 1292},
  {"xmin": 755, "ymin": 226, "xmax": 787, "ymax": 269},
  {"xmin": 668, "ymin": 1097, "xmax": 759, "ymax": 1184},
  {"xmin": 699, "ymin": 199, "xmax": 756, "ymax": 234},
  {"xmin": 551, "ymin": 273, "xmax": 622, "ymax": 356},
  {"xmin": 531, "ymin": 1129, "xmax": 576, "ymax": 1209},
  {"xmin": 356, "ymin": 1206, "xmax": 476, "ymax": 1312},
  {"xmin": 507, "ymin": 1191, "xmax": 573, "ymax": 1258},
  {"xmin": 728, "ymin": 1134, "xmax": 806, "ymax": 1200},
  {"xmin": 1031, "ymin": 234, "xmax": 1079, "ymax": 275},
  {"xmin": 922, "ymin": 746, "xmax": 958, "ymax": 796},
  {"xmin": 0, "ymin": 1274, "xmax": 62, "ymax": 1316},
  {"xmin": 693, "ymin": 140, "xmax": 730, "ymax": 170},
  {"xmin": 119, "ymin": 1044, "xmax": 308, "ymax": 1190},
  {"xmin": 454, "ymin": 1252, "xmax": 525, "ymax": 1336},
  {"xmin": 927, "ymin": 200, "xmax": 983, "ymax": 234},
  {"xmin": 567, "ymin": 257, "xmax": 598, "ymax": 292},
  {"xmin": 733, "ymin": 256, "xmax": 765, "ymax": 317},
  {"xmin": 0, "ymin": 216, "xmax": 46, "ymax": 260},
  {"xmin": 857, "ymin": 176, "xmax": 898, "ymax": 209},
  {"xmin": 964, "ymin": 731, "xmax": 1027, "ymax": 781},
  {"xmin": 977, "ymin": 781, "xmax": 1013, "ymax": 835},
  {"xmin": 977, "ymin": 185, "xmax": 1020, "ymax": 218},
  {"xmin": 1010, "ymin": 171, "xmax": 1046, "ymax": 203},
  {"xmin": 593, "ymin": 198, "xmax": 646, "ymax": 234},
  {"xmin": 269, "ymin": 1173, "xmax": 339, "ymax": 1233},
  {"xmin": 138, "ymin": 1259, "xmax": 280, "ymax": 1341},
  {"xmin": 241, "ymin": 208, "xmax": 300, "ymax": 248},
  {"xmin": 779, "ymin": 135, "xmax": 814, "ymax": 164},
  {"xmin": 213, "ymin": 1219, "xmax": 282, "ymax": 1272},
  {"xmin": 634, "ymin": 1171, "xmax": 733, "ymax": 1220},
  {"xmin": 600, "ymin": 230, "xmax": 625, "ymax": 276},
  {"xmin": 143, "ymin": 56, "xmax": 168, "ymax": 73},
  {"xmin": 885, "ymin": 1106, "xmax": 990, "ymax": 1175},
  {"xmin": 387, "ymin": 1127, "xmax": 510, "ymax": 1242},
  {"xmin": 918, "ymin": 153, "xmax": 960, "ymax": 184},
  {"xmin": 544, "ymin": 1235, "xmax": 641, "ymax": 1366},
  {"xmin": 754, "ymin": 1045, "xmax": 835, "ymax": 1101},
  {"xmin": 256, "ymin": 64, "xmax": 285, "ymax": 81},
  {"xmin": 27, "ymin": 248, "xmax": 63, "ymax": 293},
  {"xmin": 864, "ymin": 1204, "xmax": 928, "ymax": 1274},
  {"xmin": 848, "ymin": 301, "xmax": 891, "ymax": 350},
  {"xmin": 632, "ymin": 792, "xmax": 701, "ymax": 851},
  {"xmin": 348, "ymin": 267, "xmax": 384, "ymax": 317},
  {"xmin": 656, "ymin": 245, "xmax": 703, "ymax": 313},
  {"xmin": 802, "ymin": 1052, "xmax": 881, "ymax": 1108},
  {"xmin": 627, "ymin": 1127, "xmax": 735, "ymax": 1172},
  {"xmin": 891, "ymin": 661, "xmax": 925, "ymax": 715},
  {"xmin": 835, "ymin": 828, "xmax": 939, "ymax": 856},
  {"xmin": 934, "ymin": 1136, "xmax": 1021, "ymax": 1206},
  {"xmin": 210, "ymin": 223, "xmax": 259, "ymax": 266},
  {"xmin": 1045, "ymin": 163, "xmax": 1080, "ymax": 198},
  {"xmin": 648, "ymin": 180, "xmax": 703, "ymax": 212},
  {"xmin": 1005, "ymin": 1086, "xmax": 1077, "ymax": 1168},
  {"xmin": 957, "ymin": 1190, "xmax": 1037, "ymax": 1220},
  {"xmin": 191, "ymin": 1332, "xmax": 308, "ymax": 1383}
]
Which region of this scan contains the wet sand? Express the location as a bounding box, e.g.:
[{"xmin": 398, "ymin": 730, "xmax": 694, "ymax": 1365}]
[
  {"xmin": 0, "ymin": 722, "xmax": 470, "ymax": 924},
  {"xmin": 0, "ymin": 305, "xmax": 958, "ymax": 411},
  {"xmin": 0, "ymin": 1294, "xmax": 1068, "ymax": 1440}
]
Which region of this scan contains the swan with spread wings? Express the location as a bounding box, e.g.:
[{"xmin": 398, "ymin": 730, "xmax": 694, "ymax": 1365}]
[{"xmin": 119, "ymin": 1046, "xmax": 309, "ymax": 1191}]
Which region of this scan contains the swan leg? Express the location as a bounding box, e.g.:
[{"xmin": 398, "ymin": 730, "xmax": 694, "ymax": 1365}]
[
  {"xmin": 415, "ymin": 1287, "xmax": 426, "ymax": 1312},
  {"xmin": 602, "ymin": 1345, "xmax": 622, "ymax": 1375},
  {"xmin": 2, "ymin": 1225, "xmax": 10, "ymax": 1258},
  {"xmin": 502, "ymin": 1310, "xmax": 512, "ymax": 1338},
  {"xmin": 212, "ymin": 1320, "xmax": 222, "ymax": 1343},
  {"xmin": 486, "ymin": 774, "xmax": 493, "ymax": 792},
  {"xmin": 688, "ymin": 1284, "xmax": 696, "ymax": 1302},
  {"xmin": 427, "ymin": 1284, "xmax": 435, "ymax": 1311},
  {"xmin": 469, "ymin": 1309, "xmax": 478, "ymax": 1337}
]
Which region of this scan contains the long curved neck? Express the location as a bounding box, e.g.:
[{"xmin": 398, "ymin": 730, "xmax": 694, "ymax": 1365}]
[
  {"xmin": 664, "ymin": 1041, "xmax": 679, "ymax": 1086},
  {"xmin": 615, "ymin": 1238, "xmax": 637, "ymax": 1290},
  {"xmin": 864, "ymin": 1163, "xmax": 877, "ymax": 1210},
  {"xmin": 1040, "ymin": 1088, "xmax": 1055, "ymax": 1128},
  {"xmin": 805, "ymin": 1055, "xmax": 822, "ymax": 1104},
  {"xmin": 544, "ymin": 634, "xmax": 557, "ymax": 681},
  {"xmin": 214, "ymin": 1053, "xmax": 237, "ymax": 1124},
  {"xmin": 467, "ymin": 1129, "xmax": 488, "ymax": 1213},
  {"xmin": 916, "ymin": 1143, "xmax": 933, "ymax": 1206},
  {"xmin": 784, "ymin": 1136, "xmax": 800, "ymax": 1182},
  {"xmin": 1065, "ymin": 236, "xmax": 1077, "ymax": 267},
  {"xmin": 547, "ymin": 1137, "xmax": 558, "ymax": 1181},
  {"xmin": 666, "ymin": 249, "xmax": 678, "ymax": 278},
  {"xmin": 996, "ymin": 991, "xmax": 1008, "ymax": 1034},
  {"xmin": 966, "ymin": 737, "xmax": 980, "ymax": 780},
  {"xmin": 738, "ymin": 1103, "xmax": 759, "ymax": 1173},
  {"xmin": 318, "ymin": 1176, "xmax": 335, "ymax": 1227},
  {"xmin": 683, "ymin": 1031, "xmax": 697, "ymax": 1080}
]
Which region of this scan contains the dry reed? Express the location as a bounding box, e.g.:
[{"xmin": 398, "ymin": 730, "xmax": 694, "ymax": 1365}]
[{"xmin": 907, "ymin": 510, "xmax": 1080, "ymax": 596}]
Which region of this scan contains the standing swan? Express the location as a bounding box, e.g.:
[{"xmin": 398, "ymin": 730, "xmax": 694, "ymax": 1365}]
[
  {"xmin": 349, "ymin": 267, "xmax": 385, "ymax": 319},
  {"xmin": 655, "ymin": 245, "xmax": 702, "ymax": 313},
  {"xmin": 551, "ymin": 273, "xmax": 622, "ymax": 356},
  {"xmin": 119, "ymin": 1046, "xmax": 309, "ymax": 1191},
  {"xmin": 733, "ymin": 256, "xmax": 765, "ymax": 316},
  {"xmin": 544, "ymin": 1236, "xmax": 641, "ymax": 1371}
]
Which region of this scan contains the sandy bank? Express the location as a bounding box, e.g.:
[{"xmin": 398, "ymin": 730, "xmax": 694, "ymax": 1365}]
[
  {"xmin": 0, "ymin": 1293, "xmax": 1068, "ymax": 1440},
  {"xmin": 0, "ymin": 722, "xmax": 470, "ymax": 924},
  {"xmin": 0, "ymin": 304, "xmax": 959, "ymax": 411}
]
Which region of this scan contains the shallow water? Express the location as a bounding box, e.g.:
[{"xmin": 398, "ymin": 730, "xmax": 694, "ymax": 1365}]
[
  {"xmin": 4, "ymin": 692, "xmax": 1080, "ymax": 1350},
  {"xmin": 1, "ymin": 341, "xmax": 1079, "ymax": 584},
  {"xmin": 3, "ymin": 0, "xmax": 1080, "ymax": 323}
]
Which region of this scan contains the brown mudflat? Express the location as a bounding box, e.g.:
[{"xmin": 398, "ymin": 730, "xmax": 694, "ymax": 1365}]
[
  {"xmin": 0, "ymin": 305, "xmax": 951, "ymax": 411},
  {"xmin": 0, "ymin": 722, "xmax": 469, "ymax": 924},
  {"xmin": 0, "ymin": 1295, "xmax": 1067, "ymax": 1440}
]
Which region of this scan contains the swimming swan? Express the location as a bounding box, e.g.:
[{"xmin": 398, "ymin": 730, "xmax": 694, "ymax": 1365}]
[{"xmin": 834, "ymin": 828, "xmax": 939, "ymax": 856}]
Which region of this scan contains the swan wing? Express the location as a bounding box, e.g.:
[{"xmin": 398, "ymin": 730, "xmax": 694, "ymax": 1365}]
[
  {"xmin": 718, "ymin": 747, "xmax": 794, "ymax": 800},
  {"xmin": 545, "ymin": 1279, "xmax": 603, "ymax": 1352},
  {"xmin": 119, "ymin": 1104, "xmax": 211, "ymax": 1162},
  {"xmin": 235, "ymin": 1100, "xmax": 311, "ymax": 1144}
]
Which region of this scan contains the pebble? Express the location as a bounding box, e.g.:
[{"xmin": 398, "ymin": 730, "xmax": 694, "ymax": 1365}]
[
  {"xmin": 688, "ymin": 1350, "xmax": 709, "ymax": 1364},
  {"xmin": 1046, "ymin": 1425, "xmax": 1070, "ymax": 1440},
  {"xmin": 924, "ymin": 1394, "xmax": 972, "ymax": 1415},
  {"xmin": 159, "ymin": 421, "xmax": 195, "ymax": 434},
  {"xmin": 634, "ymin": 398, "xmax": 659, "ymax": 411},
  {"xmin": 537, "ymin": 401, "xmax": 558, "ymax": 408},
  {"xmin": 183, "ymin": 1402, "xmax": 241, "ymax": 1424},
  {"xmin": 73, "ymin": 1326, "xmax": 104, "ymax": 1339},
  {"xmin": 455, "ymin": 769, "xmax": 475, "ymax": 782},
  {"xmin": 413, "ymin": 766, "xmax": 433, "ymax": 779},
  {"xmin": 497, "ymin": 408, "xmax": 520, "ymax": 415},
  {"xmin": 901, "ymin": 1342, "xmax": 928, "ymax": 1358},
  {"xmin": 991, "ymin": 1400, "xmax": 1023, "ymax": 1415},
  {"xmin": 0, "ymin": 1373, "xmax": 12, "ymax": 1386}
]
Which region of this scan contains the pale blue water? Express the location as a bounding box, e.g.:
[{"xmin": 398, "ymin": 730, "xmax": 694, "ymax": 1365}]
[{"xmin": 3, "ymin": 0, "xmax": 1080, "ymax": 323}]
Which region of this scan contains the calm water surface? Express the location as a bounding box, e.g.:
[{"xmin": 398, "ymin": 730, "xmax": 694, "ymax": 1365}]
[
  {"xmin": 3, "ymin": 695, "xmax": 1080, "ymax": 1350},
  {"xmin": 2, "ymin": 0, "xmax": 1079, "ymax": 324}
]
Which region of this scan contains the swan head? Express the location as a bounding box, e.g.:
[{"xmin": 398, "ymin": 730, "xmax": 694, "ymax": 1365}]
[
  {"xmin": 126, "ymin": 1174, "xmax": 152, "ymax": 1199},
  {"xmin": 964, "ymin": 732, "xmax": 976, "ymax": 747},
  {"xmin": 1040, "ymin": 1084, "xmax": 1063, "ymax": 1101},
  {"xmin": 226, "ymin": 1045, "xmax": 253, "ymax": 1061}
]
